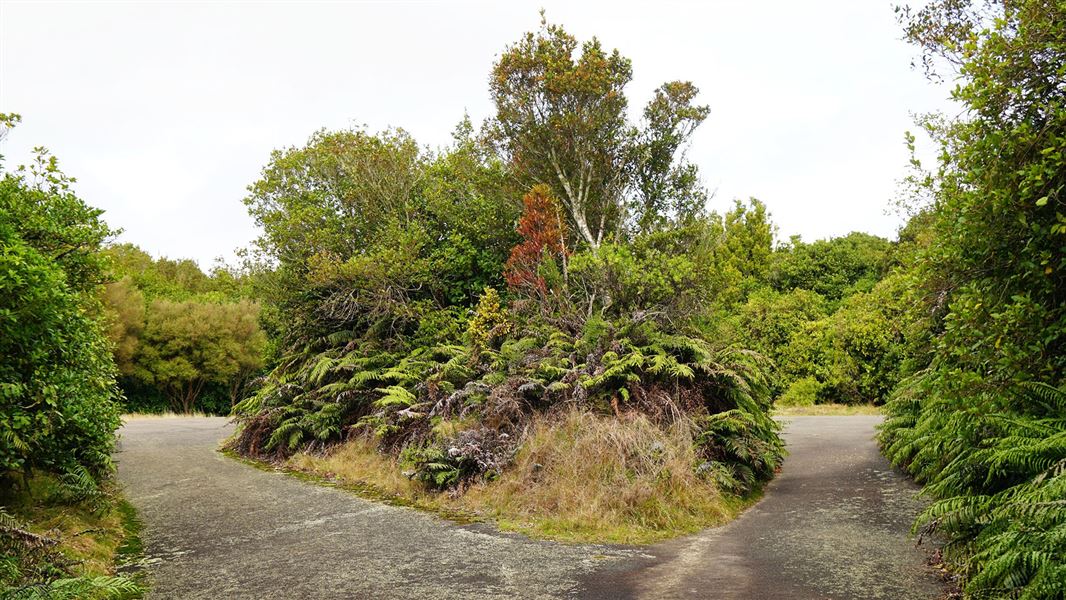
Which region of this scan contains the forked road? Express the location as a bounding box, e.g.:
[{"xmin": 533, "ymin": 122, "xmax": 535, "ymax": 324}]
[{"xmin": 116, "ymin": 416, "xmax": 946, "ymax": 599}]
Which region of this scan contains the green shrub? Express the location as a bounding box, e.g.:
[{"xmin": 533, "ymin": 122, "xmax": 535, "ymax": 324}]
[
  {"xmin": 0, "ymin": 149, "xmax": 122, "ymax": 480},
  {"xmin": 777, "ymin": 377, "xmax": 821, "ymax": 407}
]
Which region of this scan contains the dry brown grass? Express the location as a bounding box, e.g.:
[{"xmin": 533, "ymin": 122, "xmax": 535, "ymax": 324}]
[
  {"xmin": 122, "ymin": 410, "xmax": 209, "ymax": 420},
  {"xmin": 773, "ymin": 403, "xmax": 882, "ymax": 416},
  {"xmin": 462, "ymin": 410, "xmax": 739, "ymax": 543},
  {"xmin": 289, "ymin": 437, "xmax": 440, "ymax": 507},
  {"xmin": 291, "ymin": 409, "xmax": 748, "ymax": 544}
]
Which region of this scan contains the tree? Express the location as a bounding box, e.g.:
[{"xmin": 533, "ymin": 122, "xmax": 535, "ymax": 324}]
[
  {"xmin": 245, "ymin": 128, "xmax": 423, "ymax": 265},
  {"xmin": 894, "ymin": 0, "xmax": 1065, "ymax": 383},
  {"xmin": 630, "ymin": 82, "xmax": 711, "ymax": 233},
  {"xmin": 135, "ymin": 300, "xmax": 266, "ymax": 413},
  {"xmin": 421, "ymin": 119, "xmax": 522, "ymax": 305},
  {"xmin": 710, "ymin": 198, "xmax": 776, "ymax": 302},
  {"xmin": 489, "ymin": 17, "xmax": 631, "ymax": 249},
  {"xmin": 489, "ymin": 17, "xmax": 711, "ymax": 248},
  {"xmin": 101, "ymin": 277, "xmax": 145, "ymax": 376}
]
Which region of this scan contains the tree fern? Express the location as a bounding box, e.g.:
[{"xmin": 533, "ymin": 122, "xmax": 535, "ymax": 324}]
[{"xmin": 883, "ymin": 379, "xmax": 1066, "ymax": 599}]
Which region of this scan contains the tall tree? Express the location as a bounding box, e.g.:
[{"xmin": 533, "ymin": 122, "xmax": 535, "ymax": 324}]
[
  {"xmin": 630, "ymin": 82, "xmax": 711, "ymax": 233},
  {"xmin": 489, "ymin": 17, "xmax": 632, "ymax": 248},
  {"xmin": 489, "ymin": 18, "xmax": 712, "ymax": 248}
]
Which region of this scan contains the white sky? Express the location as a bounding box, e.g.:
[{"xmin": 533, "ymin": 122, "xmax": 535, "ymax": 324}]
[{"xmin": 0, "ymin": 0, "xmax": 954, "ymax": 268}]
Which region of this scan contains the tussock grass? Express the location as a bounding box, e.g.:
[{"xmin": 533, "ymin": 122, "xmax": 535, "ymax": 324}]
[
  {"xmin": 290, "ymin": 409, "xmax": 750, "ymax": 544},
  {"xmin": 773, "ymin": 403, "xmax": 881, "ymax": 416},
  {"xmin": 463, "ymin": 410, "xmax": 741, "ymax": 543},
  {"xmin": 289, "ymin": 438, "xmax": 440, "ymax": 507}
]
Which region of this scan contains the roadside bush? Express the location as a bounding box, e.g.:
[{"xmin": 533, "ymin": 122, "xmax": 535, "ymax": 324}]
[
  {"xmin": 879, "ymin": 1, "xmax": 1066, "ymax": 596},
  {"xmin": 0, "ymin": 149, "xmax": 122, "ymax": 481},
  {"xmin": 881, "ymin": 379, "xmax": 1066, "ymax": 598},
  {"xmin": 777, "ymin": 377, "xmax": 820, "ymax": 407}
]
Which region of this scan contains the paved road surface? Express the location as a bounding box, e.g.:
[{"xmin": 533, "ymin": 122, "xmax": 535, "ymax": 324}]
[{"xmin": 116, "ymin": 416, "xmax": 945, "ymax": 599}]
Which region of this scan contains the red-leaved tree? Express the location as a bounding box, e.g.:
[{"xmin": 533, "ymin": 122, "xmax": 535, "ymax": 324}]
[{"xmin": 505, "ymin": 184, "xmax": 567, "ymax": 300}]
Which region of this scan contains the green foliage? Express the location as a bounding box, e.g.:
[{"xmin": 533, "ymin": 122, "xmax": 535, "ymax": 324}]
[
  {"xmin": 567, "ymin": 239, "xmax": 704, "ymax": 320},
  {"xmin": 780, "ymin": 276, "xmax": 909, "ymax": 405},
  {"xmin": 629, "ymin": 81, "xmax": 711, "ymax": 233},
  {"xmin": 718, "ymin": 198, "xmax": 775, "ymax": 286},
  {"xmin": 694, "ymin": 408, "xmax": 784, "ymax": 494},
  {"xmin": 723, "ymin": 267, "xmax": 914, "ymax": 407},
  {"xmin": 0, "ymin": 124, "xmax": 139, "ymax": 597},
  {"xmin": 770, "ymin": 232, "xmax": 891, "ymax": 304},
  {"xmin": 898, "ymin": 1, "xmax": 1065, "ymax": 384},
  {"xmin": 778, "ymin": 377, "xmax": 821, "ymax": 407},
  {"xmin": 133, "ymin": 299, "xmax": 265, "ymax": 413},
  {"xmin": 101, "ymin": 278, "xmax": 145, "ymax": 377},
  {"xmin": 0, "ymin": 146, "xmax": 121, "ymax": 479},
  {"xmin": 105, "ymin": 244, "xmax": 222, "ymax": 302},
  {"xmin": 879, "ymin": 2, "xmax": 1066, "ymax": 597},
  {"xmin": 4, "ymin": 575, "xmax": 143, "ymax": 600},
  {"xmin": 882, "ymin": 379, "xmax": 1065, "ymax": 599},
  {"xmin": 245, "ymin": 127, "xmax": 423, "ymax": 265}
]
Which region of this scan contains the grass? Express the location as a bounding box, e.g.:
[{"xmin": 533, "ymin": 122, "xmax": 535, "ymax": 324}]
[
  {"xmin": 773, "ymin": 403, "xmax": 882, "ymax": 416},
  {"xmin": 122, "ymin": 410, "xmax": 210, "ymax": 420},
  {"xmin": 282, "ymin": 409, "xmax": 758, "ymax": 545},
  {"xmin": 1, "ymin": 471, "xmax": 146, "ymax": 596}
]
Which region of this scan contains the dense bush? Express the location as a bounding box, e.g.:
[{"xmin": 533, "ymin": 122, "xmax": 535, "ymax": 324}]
[
  {"xmin": 230, "ymin": 19, "xmax": 784, "ymax": 510},
  {"xmin": 0, "ymin": 119, "xmax": 140, "ymax": 597},
  {"xmin": 879, "ymin": 1, "xmax": 1066, "ymax": 597},
  {"xmin": 770, "ymin": 232, "xmax": 891, "ymax": 304},
  {"xmin": 0, "ymin": 142, "xmax": 122, "ymax": 480}
]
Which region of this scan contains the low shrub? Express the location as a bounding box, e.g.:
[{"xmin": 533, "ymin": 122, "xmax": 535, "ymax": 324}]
[{"xmin": 777, "ymin": 377, "xmax": 821, "ymax": 407}]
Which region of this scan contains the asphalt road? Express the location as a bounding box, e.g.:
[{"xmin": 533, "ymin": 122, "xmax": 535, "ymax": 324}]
[{"xmin": 116, "ymin": 416, "xmax": 945, "ymax": 599}]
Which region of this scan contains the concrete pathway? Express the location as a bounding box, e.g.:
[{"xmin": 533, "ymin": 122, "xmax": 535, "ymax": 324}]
[{"xmin": 116, "ymin": 416, "xmax": 945, "ymax": 599}]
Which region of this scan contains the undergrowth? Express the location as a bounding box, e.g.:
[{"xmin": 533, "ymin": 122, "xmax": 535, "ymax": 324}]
[
  {"xmin": 880, "ymin": 379, "xmax": 1065, "ymax": 598},
  {"xmin": 287, "ymin": 409, "xmax": 762, "ymax": 544},
  {"xmin": 229, "ymin": 307, "xmax": 785, "ymax": 542},
  {"xmin": 0, "ymin": 471, "xmax": 145, "ymax": 599}
]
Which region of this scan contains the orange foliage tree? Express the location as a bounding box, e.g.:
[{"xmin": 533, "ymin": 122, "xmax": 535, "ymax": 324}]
[{"xmin": 504, "ymin": 184, "xmax": 567, "ymax": 300}]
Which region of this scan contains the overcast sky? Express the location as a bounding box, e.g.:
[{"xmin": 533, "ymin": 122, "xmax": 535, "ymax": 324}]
[{"xmin": 0, "ymin": 0, "xmax": 954, "ymax": 268}]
